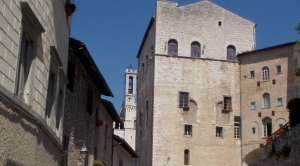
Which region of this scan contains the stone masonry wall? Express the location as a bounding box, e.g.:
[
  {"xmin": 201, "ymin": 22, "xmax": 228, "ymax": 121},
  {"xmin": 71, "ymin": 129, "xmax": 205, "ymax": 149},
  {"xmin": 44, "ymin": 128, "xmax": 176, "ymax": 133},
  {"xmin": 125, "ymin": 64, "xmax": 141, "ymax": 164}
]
[
  {"xmin": 259, "ymin": 123, "xmax": 300, "ymax": 166},
  {"xmin": 239, "ymin": 43, "xmax": 295, "ymax": 166},
  {"xmin": 152, "ymin": 55, "xmax": 241, "ymax": 166},
  {"xmin": 136, "ymin": 17, "xmax": 156, "ymax": 166},
  {"xmin": 155, "ymin": 0, "xmax": 255, "ymax": 59},
  {"xmin": 64, "ymin": 52, "xmax": 99, "ymax": 166}
]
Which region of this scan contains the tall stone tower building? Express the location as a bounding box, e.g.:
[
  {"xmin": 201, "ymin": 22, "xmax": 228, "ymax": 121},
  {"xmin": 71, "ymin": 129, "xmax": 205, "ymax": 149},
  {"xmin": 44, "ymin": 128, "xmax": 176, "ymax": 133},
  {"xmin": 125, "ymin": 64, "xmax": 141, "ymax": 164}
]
[
  {"xmin": 115, "ymin": 67, "xmax": 137, "ymax": 150},
  {"xmin": 135, "ymin": 0, "xmax": 255, "ymax": 166}
]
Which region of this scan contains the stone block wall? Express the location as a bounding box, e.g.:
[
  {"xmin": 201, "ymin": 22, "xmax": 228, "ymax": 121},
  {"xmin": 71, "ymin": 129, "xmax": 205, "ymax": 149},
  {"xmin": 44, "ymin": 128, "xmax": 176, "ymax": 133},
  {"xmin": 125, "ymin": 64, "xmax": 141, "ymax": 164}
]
[
  {"xmin": 155, "ymin": 0, "xmax": 255, "ymax": 60},
  {"xmin": 259, "ymin": 123, "xmax": 300, "ymax": 166},
  {"xmin": 152, "ymin": 55, "xmax": 241, "ymax": 166},
  {"xmin": 64, "ymin": 51, "xmax": 100, "ymax": 166}
]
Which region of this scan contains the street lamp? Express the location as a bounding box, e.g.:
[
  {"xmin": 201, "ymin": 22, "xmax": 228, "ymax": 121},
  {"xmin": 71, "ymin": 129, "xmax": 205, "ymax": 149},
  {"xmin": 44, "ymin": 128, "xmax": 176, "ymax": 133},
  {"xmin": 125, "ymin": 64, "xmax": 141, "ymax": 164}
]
[
  {"xmin": 62, "ymin": 140, "xmax": 88, "ymax": 160},
  {"xmin": 79, "ymin": 142, "xmax": 88, "ymax": 159}
]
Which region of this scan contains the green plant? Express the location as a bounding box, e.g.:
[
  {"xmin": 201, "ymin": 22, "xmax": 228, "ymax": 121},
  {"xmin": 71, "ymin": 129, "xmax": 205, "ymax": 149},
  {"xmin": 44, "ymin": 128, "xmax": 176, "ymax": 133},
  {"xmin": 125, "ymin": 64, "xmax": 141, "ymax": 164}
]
[
  {"xmin": 94, "ymin": 160, "xmax": 104, "ymax": 166},
  {"xmin": 287, "ymin": 98, "xmax": 300, "ymax": 127}
]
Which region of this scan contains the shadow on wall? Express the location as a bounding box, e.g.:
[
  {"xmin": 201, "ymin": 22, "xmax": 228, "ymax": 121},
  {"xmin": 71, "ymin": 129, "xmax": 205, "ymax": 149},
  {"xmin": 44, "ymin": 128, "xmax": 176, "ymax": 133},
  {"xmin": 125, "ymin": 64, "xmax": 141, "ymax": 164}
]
[
  {"xmin": 244, "ymin": 147, "xmax": 264, "ymax": 166},
  {"xmin": 0, "ymin": 100, "xmax": 60, "ymax": 165}
]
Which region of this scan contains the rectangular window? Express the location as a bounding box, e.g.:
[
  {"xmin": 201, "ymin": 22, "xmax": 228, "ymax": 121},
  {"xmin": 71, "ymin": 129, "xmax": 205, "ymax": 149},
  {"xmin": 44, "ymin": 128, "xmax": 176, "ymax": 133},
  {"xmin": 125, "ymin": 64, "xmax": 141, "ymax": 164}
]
[
  {"xmin": 278, "ymin": 98, "xmax": 283, "ymax": 106},
  {"xmin": 250, "ymin": 70, "xmax": 255, "ymax": 78},
  {"xmin": 45, "ymin": 72, "xmax": 56, "ymax": 118},
  {"xmin": 234, "ymin": 116, "xmax": 240, "ymax": 139},
  {"xmin": 184, "ymin": 150, "xmax": 189, "ymax": 165},
  {"xmin": 223, "ymin": 96, "xmax": 232, "ymax": 110},
  {"xmin": 251, "ymin": 102, "xmax": 256, "ymax": 110},
  {"xmin": 67, "ymin": 61, "xmax": 75, "ymax": 92},
  {"xmin": 216, "ymin": 127, "xmax": 223, "ymax": 138},
  {"xmin": 252, "ymin": 127, "xmax": 256, "ymax": 134},
  {"xmin": 16, "ymin": 36, "xmax": 34, "ymax": 102},
  {"xmin": 294, "ymin": 59, "xmax": 298, "ymax": 72},
  {"xmin": 257, "ymin": 81, "xmax": 260, "ymax": 87},
  {"xmin": 179, "ymin": 92, "xmax": 189, "ymax": 108},
  {"xmin": 104, "ymin": 125, "xmax": 108, "ymax": 150},
  {"xmin": 87, "ymin": 88, "xmax": 93, "ymax": 114},
  {"xmin": 276, "ymin": 65, "xmax": 281, "ymax": 73},
  {"xmin": 184, "ymin": 125, "xmax": 192, "ymax": 136}
]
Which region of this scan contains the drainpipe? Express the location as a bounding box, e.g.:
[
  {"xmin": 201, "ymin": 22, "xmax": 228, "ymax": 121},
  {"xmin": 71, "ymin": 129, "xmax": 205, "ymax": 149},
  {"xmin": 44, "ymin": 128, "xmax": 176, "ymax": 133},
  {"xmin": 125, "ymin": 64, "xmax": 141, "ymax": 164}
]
[{"xmin": 238, "ymin": 57, "xmax": 243, "ymax": 165}]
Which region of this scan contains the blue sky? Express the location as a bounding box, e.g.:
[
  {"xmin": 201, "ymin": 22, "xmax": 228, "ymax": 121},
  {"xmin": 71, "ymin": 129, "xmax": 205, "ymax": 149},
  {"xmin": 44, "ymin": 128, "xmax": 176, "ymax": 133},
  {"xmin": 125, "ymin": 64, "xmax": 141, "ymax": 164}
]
[{"xmin": 71, "ymin": 0, "xmax": 300, "ymax": 112}]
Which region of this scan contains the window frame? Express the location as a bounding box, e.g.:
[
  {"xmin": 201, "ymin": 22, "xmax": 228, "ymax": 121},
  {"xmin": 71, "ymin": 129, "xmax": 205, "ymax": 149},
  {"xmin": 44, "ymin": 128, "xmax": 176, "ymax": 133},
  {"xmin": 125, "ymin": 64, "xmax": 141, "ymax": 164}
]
[
  {"xmin": 262, "ymin": 117, "xmax": 272, "ymax": 138},
  {"xmin": 250, "ymin": 70, "xmax": 255, "ymax": 78},
  {"xmin": 179, "ymin": 92, "xmax": 189, "ymax": 108},
  {"xmin": 263, "ymin": 93, "xmax": 270, "ymax": 108},
  {"xmin": 168, "ymin": 39, "xmax": 178, "ymax": 56},
  {"xmin": 276, "ymin": 65, "xmax": 282, "ymax": 74},
  {"xmin": 223, "ymin": 96, "xmax": 232, "ymax": 111},
  {"xmin": 191, "ymin": 41, "xmax": 201, "ymax": 58},
  {"xmin": 216, "ymin": 126, "xmax": 223, "ymax": 138},
  {"xmin": 184, "ymin": 149, "xmax": 189, "ymax": 165},
  {"xmin": 262, "ymin": 67, "xmax": 269, "ymax": 81},
  {"xmin": 184, "ymin": 125, "xmax": 192, "ymax": 136},
  {"xmin": 87, "ymin": 88, "xmax": 93, "ymax": 115},
  {"xmin": 234, "ymin": 116, "xmax": 240, "ymax": 139},
  {"xmin": 251, "ymin": 102, "xmax": 256, "ymax": 110},
  {"xmin": 277, "ymin": 98, "xmax": 283, "ymax": 106},
  {"xmin": 226, "ymin": 45, "xmax": 236, "ymax": 61}
]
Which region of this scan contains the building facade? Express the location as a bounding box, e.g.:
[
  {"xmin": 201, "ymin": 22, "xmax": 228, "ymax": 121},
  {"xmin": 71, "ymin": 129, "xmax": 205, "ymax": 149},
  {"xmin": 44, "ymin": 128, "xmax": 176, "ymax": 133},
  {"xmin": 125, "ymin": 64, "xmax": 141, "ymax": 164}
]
[
  {"xmin": 136, "ymin": 0, "xmax": 255, "ymax": 166},
  {"xmin": 0, "ymin": 0, "xmax": 70, "ymax": 165},
  {"xmin": 96, "ymin": 99, "xmax": 122, "ymax": 166},
  {"xmin": 239, "ymin": 42, "xmax": 298, "ymax": 166},
  {"xmin": 63, "ymin": 38, "xmax": 114, "ymax": 166}
]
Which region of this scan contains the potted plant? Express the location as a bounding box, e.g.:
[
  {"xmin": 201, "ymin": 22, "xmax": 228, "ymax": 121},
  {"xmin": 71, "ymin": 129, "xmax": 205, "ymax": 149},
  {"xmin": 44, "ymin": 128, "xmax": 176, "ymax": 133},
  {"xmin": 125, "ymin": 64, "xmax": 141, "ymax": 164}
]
[
  {"xmin": 65, "ymin": 3, "xmax": 77, "ymax": 16},
  {"xmin": 94, "ymin": 160, "xmax": 104, "ymax": 166}
]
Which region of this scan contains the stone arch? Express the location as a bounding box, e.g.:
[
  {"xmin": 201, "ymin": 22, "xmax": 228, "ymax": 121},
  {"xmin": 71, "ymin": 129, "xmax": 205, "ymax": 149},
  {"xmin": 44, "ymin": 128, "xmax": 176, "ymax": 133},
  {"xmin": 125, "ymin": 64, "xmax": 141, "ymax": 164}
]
[
  {"xmin": 183, "ymin": 98, "xmax": 197, "ymax": 124},
  {"xmin": 275, "ymin": 118, "xmax": 287, "ymax": 129},
  {"xmin": 249, "ymin": 121, "xmax": 259, "ymax": 141}
]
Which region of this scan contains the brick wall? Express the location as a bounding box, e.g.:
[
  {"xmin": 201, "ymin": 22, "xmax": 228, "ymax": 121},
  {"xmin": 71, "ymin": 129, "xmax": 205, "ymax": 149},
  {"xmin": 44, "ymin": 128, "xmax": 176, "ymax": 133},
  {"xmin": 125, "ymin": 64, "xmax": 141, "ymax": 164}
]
[{"xmin": 239, "ymin": 43, "xmax": 295, "ymax": 166}]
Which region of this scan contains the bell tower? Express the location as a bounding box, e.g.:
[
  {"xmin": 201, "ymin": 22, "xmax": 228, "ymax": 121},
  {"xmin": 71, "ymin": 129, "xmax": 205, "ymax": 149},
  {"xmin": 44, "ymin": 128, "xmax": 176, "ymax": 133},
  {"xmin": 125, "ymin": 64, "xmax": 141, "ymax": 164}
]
[
  {"xmin": 124, "ymin": 65, "xmax": 137, "ymax": 106},
  {"xmin": 114, "ymin": 66, "xmax": 137, "ymax": 150}
]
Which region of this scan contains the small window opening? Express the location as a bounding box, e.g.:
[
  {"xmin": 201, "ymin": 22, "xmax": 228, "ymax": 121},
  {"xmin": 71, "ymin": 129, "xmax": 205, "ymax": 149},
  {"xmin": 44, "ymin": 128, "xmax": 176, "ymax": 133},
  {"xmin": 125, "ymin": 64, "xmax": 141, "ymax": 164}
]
[
  {"xmin": 218, "ymin": 21, "xmax": 222, "ymax": 26},
  {"xmin": 128, "ymin": 76, "xmax": 133, "ymax": 94},
  {"xmin": 250, "ymin": 70, "xmax": 255, "ymax": 78},
  {"xmin": 179, "ymin": 92, "xmax": 189, "ymax": 108},
  {"xmin": 276, "ymin": 65, "xmax": 281, "ymax": 73},
  {"xmin": 252, "ymin": 127, "xmax": 256, "ymax": 134},
  {"xmin": 251, "ymin": 102, "xmax": 256, "ymax": 110},
  {"xmin": 223, "ymin": 96, "xmax": 232, "ymax": 110},
  {"xmin": 184, "ymin": 149, "xmax": 189, "ymax": 165},
  {"xmin": 234, "ymin": 116, "xmax": 240, "ymax": 139},
  {"xmin": 184, "ymin": 125, "xmax": 192, "ymax": 136},
  {"xmin": 216, "ymin": 127, "xmax": 223, "ymax": 138}
]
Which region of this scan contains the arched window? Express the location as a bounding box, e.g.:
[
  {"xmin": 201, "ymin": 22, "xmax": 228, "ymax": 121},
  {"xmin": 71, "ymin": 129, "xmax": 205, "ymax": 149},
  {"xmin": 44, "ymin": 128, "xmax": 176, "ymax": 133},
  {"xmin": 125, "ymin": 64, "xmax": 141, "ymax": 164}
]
[
  {"xmin": 262, "ymin": 67, "xmax": 269, "ymax": 81},
  {"xmin": 184, "ymin": 149, "xmax": 189, "ymax": 165},
  {"xmin": 128, "ymin": 76, "xmax": 133, "ymax": 94},
  {"xmin": 263, "ymin": 93, "xmax": 270, "ymax": 108},
  {"xmin": 227, "ymin": 45, "xmax": 236, "ymax": 61},
  {"xmin": 263, "ymin": 117, "xmax": 272, "ymax": 137},
  {"xmin": 191, "ymin": 41, "xmax": 201, "ymax": 57},
  {"xmin": 168, "ymin": 39, "xmax": 178, "ymax": 56}
]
